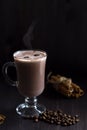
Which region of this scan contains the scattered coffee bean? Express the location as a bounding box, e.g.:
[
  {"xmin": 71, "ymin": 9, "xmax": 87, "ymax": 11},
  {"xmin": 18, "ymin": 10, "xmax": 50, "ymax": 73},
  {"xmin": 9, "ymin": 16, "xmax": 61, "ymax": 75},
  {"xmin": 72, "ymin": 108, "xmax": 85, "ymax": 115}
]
[
  {"xmin": 34, "ymin": 118, "xmax": 39, "ymax": 122},
  {"xmin": 75, "ymin": 118, "xmax": 80, "ymax": 122},
  {"xmin": 32, "ymin": 109, "xmax": 80, "ymax": 127},
  {"xmin": 75, "ymin": 115, "xmax": 79, "ymax": 118}
]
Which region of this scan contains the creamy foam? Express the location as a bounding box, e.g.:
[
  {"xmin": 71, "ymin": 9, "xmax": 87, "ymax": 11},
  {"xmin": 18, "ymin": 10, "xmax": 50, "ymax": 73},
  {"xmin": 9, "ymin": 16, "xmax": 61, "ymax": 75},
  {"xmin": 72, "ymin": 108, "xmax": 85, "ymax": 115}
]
[{"xmin": 14, "ymin": 50, "xmax": 46, "ymax": 62}]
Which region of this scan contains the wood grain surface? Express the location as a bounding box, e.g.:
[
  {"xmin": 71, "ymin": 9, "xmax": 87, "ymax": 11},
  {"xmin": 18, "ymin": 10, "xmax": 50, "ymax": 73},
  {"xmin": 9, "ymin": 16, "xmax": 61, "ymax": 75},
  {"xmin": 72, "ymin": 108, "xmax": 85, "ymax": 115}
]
[{"xmin": 0, "ymin": 75, "xmax": 87, "ymax": 130}]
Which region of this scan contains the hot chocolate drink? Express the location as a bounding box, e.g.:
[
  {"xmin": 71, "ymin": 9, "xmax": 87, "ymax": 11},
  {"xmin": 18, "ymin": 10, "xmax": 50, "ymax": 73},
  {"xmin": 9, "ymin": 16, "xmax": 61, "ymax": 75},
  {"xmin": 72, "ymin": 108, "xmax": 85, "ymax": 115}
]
[{"xmin": 13, "ymin": 50, "xmax": 47, "ymax": 98}]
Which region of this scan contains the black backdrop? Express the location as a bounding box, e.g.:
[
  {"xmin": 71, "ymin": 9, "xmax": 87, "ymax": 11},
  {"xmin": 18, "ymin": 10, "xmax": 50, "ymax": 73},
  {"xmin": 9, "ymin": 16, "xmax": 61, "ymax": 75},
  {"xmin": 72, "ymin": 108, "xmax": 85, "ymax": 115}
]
[{"xmin": 0, "ymin": 0, "xmax": 87, "ymax": 76}]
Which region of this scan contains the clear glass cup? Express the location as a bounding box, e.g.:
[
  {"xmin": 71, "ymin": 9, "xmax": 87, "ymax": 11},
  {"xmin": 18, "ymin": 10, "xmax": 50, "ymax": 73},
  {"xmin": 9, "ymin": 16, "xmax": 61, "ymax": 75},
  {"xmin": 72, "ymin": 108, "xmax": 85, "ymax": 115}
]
[{"xmin": 2, "ymin": 50, "xmax": 47, "ymax": 118}]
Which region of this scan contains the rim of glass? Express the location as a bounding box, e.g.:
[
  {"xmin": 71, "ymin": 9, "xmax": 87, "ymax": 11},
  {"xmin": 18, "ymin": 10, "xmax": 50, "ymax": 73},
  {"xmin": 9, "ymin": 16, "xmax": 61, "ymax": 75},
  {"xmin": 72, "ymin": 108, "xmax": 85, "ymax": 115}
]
[{"xmin": 13, "ymin": 50, "xmax": 47, "ymax": 60}]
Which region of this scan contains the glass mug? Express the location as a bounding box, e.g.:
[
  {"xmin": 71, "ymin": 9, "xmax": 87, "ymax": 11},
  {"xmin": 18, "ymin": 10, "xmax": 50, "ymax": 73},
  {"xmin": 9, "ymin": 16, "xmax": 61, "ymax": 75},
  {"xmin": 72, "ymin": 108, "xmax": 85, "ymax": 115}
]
[{"xmin": 2, "ymin": 50, "xmax": 47, "ymax": 118}]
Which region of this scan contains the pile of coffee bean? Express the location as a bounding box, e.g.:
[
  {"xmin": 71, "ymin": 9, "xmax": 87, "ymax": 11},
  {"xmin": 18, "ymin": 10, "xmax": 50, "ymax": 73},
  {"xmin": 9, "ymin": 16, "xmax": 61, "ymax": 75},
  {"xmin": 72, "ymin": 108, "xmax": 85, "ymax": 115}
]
[{"xmin": 33, "ymin": 109, "xmax": 80, "ymax": 126}]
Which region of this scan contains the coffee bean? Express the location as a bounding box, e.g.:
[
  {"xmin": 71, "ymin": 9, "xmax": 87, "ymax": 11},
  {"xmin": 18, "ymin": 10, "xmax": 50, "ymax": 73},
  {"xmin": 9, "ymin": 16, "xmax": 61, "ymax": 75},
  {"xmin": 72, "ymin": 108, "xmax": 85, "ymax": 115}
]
[
  {"xmin": 34, "ymin": 118, "xmax": 39, "ymax": 122},
  {"xmin": 33, "ymin": 115, "xmax": 39, "ymax": 122},
  {"xmin": 54, "ymin": 112, "xmax": 58, "ymax": 116},
  {"xmin": 72, "ymin": 121, "xmax": 76, "ymax": 125},
  {"xmin": 75, "ymin": 118, "xmax": 80, "ymax": 122},
  {"xmin": 72, "ymin": 116, "xmax": 75, "ymax": 119},
  {"xmin": 61, "ymin": 122, "xmax": 68, "ymax": 126},
  {"xmin": 43, "ymin": 113, "xmax": 47, "ymax": 117},
  {"xmin": 68, "ymin": 115, "xmax": 72, "ymax": 118},
  {"xmin": 56, "ymin": 121, "xmax": 61, "ymax": 125},
  {"xmin": 42, "ymin": 116, "xmax": 46, "ymax": 120},
  {"xmin": 63, "ymin": 114, "xmax": 67, "ymax": 117},
  {"xmin": 32, "ymin": 109, "xmax": 80, "ymax": 126},
  {"xmin": 75, "ymin": 115, "xmax": 79, "ymax": 118},
  {"xmin": 50, "ymin": 120, "xmax": 54, "ymax": 124}
]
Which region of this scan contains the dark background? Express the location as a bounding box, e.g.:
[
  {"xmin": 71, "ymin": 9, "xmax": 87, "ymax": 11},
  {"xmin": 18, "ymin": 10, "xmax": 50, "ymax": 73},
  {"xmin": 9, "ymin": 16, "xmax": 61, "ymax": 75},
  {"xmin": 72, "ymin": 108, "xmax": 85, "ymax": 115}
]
[
  {"xmin": 0, "ymin": 0, "xmax": 87, "ymax": 76},
  {"xmin": 0, "ymin": 1, "xmax": 87, "ymax": 130}
]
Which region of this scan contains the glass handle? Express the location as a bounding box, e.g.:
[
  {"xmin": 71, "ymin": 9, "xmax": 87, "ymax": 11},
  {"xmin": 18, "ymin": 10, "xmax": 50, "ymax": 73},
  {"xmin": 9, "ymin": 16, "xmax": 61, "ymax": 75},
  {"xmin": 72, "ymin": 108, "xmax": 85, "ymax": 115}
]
[{"xmin": 2, "ymin": 62, "xmax": 17, "ymax": 86}]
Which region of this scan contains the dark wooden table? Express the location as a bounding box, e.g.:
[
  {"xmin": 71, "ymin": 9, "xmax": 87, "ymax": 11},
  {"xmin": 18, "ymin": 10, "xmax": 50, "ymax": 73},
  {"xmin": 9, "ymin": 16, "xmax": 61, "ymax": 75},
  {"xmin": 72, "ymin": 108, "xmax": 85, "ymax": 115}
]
[{"xmin": 0, "ymin": 75, "xmax": 87, "ymax": 130}]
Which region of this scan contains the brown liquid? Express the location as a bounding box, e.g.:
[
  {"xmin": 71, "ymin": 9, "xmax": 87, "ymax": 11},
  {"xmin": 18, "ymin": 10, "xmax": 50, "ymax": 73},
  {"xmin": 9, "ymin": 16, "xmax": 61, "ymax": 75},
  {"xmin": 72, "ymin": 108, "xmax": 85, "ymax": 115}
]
[{"xmin": 13, "ymin": 50, "xmax": 47, "ymax": 97}]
